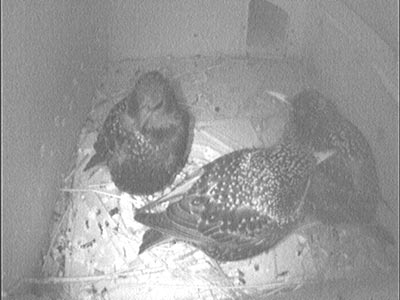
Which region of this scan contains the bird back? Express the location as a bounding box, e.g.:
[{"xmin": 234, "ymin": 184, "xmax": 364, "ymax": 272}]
[{"xmin": 135, "ymin": 142, "xmax": 319, "ymax": 261}]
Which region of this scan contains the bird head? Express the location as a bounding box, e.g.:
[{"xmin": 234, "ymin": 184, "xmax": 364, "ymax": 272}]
[
  {"xmin": 127, "ymin": 71, "xmax": 178, "ymax": 130},
  {"xmin": 283, "ymin": 89, "xmax": 340, "ymax": 149},
  {"xmin": 290, "ymin": 89, "xmax": 332, "ymax": 127}
]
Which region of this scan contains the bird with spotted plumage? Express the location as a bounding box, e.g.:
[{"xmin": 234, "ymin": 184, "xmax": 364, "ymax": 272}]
[
  {"xmin": 280, "ymin": 89, "xmax": 395, "ymax": 247},
  {"xmin": 84, "ymin": 71, "xmax": 192, "ymax": 195},
  {"xmin": 134, "ymin": 141, "xmax": 334, "ymax": 262}
]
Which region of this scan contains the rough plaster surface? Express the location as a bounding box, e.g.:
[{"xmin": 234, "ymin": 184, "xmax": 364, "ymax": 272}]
[
  {"xmin": 341, "ymin": 0, "xmax": 399, "ymax": 55},
  {"xmin": 109, "ymin": 0, "xmax": 249, "ymax": 60},
  {"xmin": 2, "ymin": 0, "xmax": 109, "ymax": 293}
]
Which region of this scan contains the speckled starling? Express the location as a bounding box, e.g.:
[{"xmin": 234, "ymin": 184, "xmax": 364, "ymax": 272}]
[
  {"xmin": 281, "ymin": 89, "xmax": 395, "ymax": 245},
  {"xmin": 84, "ymin": 71, "xmax": 192, "ymax": 195},
  {"xmin": 135, "ymin": 142, "xmax": 334, "ymax": 261}
]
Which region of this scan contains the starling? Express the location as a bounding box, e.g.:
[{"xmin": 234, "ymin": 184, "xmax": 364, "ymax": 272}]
[
  {"xmin": 135, "ymin": 142, "xmax": 334, "ymax": 261},
  {"xmin": 84, "ymin": 71, "xmax": 192, "ymax": 195},
  {"xmin": 281, "ymin": 89, "xmax": 395, "ymax": 245}
]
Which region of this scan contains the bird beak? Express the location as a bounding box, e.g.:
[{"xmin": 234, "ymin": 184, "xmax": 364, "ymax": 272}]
[
  {"xmin": 139, "ymin": 108, "xmax": 152, "ymax": 129},
  {"xmin": 314, "ymin": 149, "xmax": 337, "ymax": 164},
  {"xmin": 265, "ymin": 90, "xmax": 290, "ymax": 106}
]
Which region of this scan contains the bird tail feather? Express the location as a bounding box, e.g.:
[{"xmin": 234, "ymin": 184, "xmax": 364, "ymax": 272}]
[
  {"xmin": 135, "ymin": 211, "xmax": 211, "ymax": 246},
  {"xmin": 139, "ymin": 229, "xmax": 170, "ymax": 254},
  {"xmin": 83, "ymin": 152, "xmax": 107, "ymax": 172}
]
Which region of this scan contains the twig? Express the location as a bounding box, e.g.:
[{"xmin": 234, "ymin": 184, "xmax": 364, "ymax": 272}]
[
  {"xmin": 60, "ymin": 188, "xmax": 123, "ymax": 200},
  {"xmin": 42, "ymin": 204, "xmax": 72, "ymax": 274},
  {"xmin": 22, "ymin": 273, "xmax": 300, "ymax": 290}
]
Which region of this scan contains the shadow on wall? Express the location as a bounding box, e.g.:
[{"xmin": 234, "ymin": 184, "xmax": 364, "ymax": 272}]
[
  {"xmin": 2, "ymin": 0, "xmax": 109, "ymax": 295},
  {"xmin": 246, "ymin": 0, "xmax": 289, "ymax": 55}
]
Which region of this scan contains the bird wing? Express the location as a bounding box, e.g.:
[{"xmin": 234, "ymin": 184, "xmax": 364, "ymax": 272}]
[
  {"xmin": 135, "ymin": 193, "xmax": 290, "ymax": 261},
  {"xmin": 135, "ymin": 146, "xmax": 312, "ymax": 260},
  {"xmin": 138, "ymin": 167, "xmax": 205, "ymax": 212},
  {"xmin": 84, "ymin": 99, "xmax": 129, "ymax": 171},
  {"xmin": 326, "ymin": 118, "xmax": 396, "ymax": 215}
]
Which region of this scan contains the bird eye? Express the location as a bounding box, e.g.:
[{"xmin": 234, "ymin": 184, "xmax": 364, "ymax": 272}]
[
  {"xmin": 208, "ymin": 213, "xmax": 216, "ymax": 221},
  {"xmin": 191, "ymin": 198, "xmax": 202, "ymax": 206}
]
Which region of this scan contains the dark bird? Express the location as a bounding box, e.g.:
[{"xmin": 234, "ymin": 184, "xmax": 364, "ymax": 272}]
[
  {"xmin": 135, "ymin": 142, "xmax": 334, "ymax": 261},
  {"xmin": 280, "ymin": 89, "xmax": 395, "ymax": 246},
  {"xmin": 84, "ymin": 71, "xmax": 192, "ymax": 195}
]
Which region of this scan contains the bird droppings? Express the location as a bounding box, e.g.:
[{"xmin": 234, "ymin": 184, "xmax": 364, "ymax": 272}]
[
  {"xmin": 98, "ymin": 223, "xmax": 103, "ymax": 235},
  {"xmin": 276, "ymin": 270, "xmax": 289, "ymax": 278},
  {"xmin": 109, "ymin": 207, "xmax": 119, "ymax": 217},
  {"xmin": 80, "ymin": 239, "xmax": 96, "ymax": 249}
]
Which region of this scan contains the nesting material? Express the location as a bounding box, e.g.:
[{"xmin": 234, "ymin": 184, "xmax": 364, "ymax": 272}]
[{"xmin": 42, "ymin": 56, "xmax": 393, "ymax": 300}]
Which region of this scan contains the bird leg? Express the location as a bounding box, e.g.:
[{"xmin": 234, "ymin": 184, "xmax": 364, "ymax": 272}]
[{"xmin": 273, "ymin": 249, "xmax": 280, "ymax": 280}]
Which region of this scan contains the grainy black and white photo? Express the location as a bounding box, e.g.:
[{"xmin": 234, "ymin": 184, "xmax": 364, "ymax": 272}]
[{"xmin": 2, "ymin": 1, "xmax": 399, "ymax": 299}]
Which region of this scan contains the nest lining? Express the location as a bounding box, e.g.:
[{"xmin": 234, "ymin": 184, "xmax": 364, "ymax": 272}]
[{"xmin": 36, "ymin": 56, "xmax": 392, "ymax": 300}]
